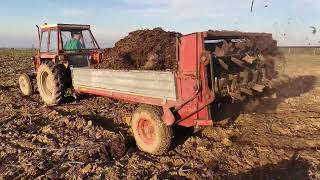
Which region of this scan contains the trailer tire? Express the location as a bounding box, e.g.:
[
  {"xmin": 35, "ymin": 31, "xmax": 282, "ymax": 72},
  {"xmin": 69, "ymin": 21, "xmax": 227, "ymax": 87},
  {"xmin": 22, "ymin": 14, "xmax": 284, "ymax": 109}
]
[
  {"xmin": 18, "ymin": 73, "xmax": 33, "ymax": 96},
  {"xmin": 36, "ymin": 62, "xmax": 65, "ymax": 105},
  {"xmin": 131, "ymin": 105, "xmax": 173, "ymax": 155}
]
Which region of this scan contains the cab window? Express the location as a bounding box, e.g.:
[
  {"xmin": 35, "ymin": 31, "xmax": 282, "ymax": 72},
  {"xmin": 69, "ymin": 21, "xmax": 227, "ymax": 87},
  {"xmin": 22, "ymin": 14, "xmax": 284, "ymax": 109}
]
[
  {"xmin": 61, "ymin": 30, "xmax": 98, "ymax": 51},
  {"xmin": 49, "ymin": 30, "xmax": 58, "ymax": 52},
  {"xmin": 40, "ymin": 31, "xmax": 48, "ymax": 52}
]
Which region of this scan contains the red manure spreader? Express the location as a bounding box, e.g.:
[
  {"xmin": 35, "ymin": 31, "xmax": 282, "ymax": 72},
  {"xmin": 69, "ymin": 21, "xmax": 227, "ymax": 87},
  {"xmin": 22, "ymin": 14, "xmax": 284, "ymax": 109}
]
[{"xmin": 19, "ymin": 24, "xmax": 277, "ymax": 154}]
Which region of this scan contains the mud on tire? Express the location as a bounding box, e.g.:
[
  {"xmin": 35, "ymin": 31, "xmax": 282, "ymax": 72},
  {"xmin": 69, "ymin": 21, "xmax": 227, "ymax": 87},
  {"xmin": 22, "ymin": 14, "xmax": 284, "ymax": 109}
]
[
  {"xmin": 131, "ymin": 105, "xmax": 173, "ymax": 155},
  {"xmin": 36, "ymin": 62, "xmax": 65, "ymax": 105},
  {"xmin": 18, "ymin": 73, "xmax": 33, "ymax": 96}
]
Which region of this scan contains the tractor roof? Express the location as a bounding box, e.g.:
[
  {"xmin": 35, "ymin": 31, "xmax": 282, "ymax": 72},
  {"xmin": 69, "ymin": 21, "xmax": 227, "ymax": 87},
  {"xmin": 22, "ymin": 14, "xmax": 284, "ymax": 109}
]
[{"xmin": 40, "ymin": 24, "xmax": 91, "ymax": 30}]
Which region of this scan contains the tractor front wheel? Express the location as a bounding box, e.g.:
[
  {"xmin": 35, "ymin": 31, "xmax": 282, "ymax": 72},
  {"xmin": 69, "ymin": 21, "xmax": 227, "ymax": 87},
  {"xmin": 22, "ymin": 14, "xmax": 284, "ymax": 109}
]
[
  {"xmin": 18, "ymin": 73, "xmax": 33, "ymax": 96},
  {"xmin": 131, "ymin": 105, "xmax": 173, "ymax": 155},
  {"xmin": 36, "ymin": 62, "xmax": 65, "ymax": 105}
]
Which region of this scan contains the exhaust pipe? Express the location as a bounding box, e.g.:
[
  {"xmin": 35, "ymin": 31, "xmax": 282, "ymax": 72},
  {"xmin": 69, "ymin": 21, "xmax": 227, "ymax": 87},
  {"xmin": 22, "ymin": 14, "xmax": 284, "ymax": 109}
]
[{"xmin": 36, "ymin": 25, "xmax": 40, "ymax": 41}]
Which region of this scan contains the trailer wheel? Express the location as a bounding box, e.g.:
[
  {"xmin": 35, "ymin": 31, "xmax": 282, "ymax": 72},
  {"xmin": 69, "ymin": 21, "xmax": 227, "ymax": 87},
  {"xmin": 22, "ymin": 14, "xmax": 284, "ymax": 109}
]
[
  {"xmin": 131, "ymin": 106, "xmax": 173, "ymax": 155},
  {"xmin": 36, "ymin": 62, "xmax": 65, "ymax": 105},
  {"xmin": 18, "ymin": 73, "xmax": 33, "ymax": 96}
]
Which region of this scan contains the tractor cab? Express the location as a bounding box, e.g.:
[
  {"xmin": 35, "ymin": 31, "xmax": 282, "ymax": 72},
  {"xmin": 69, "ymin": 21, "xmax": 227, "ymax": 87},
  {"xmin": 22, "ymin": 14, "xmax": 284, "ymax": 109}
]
[{"xmin": 34, "ymin": 24, "xmax": 103, "ymax": 69}]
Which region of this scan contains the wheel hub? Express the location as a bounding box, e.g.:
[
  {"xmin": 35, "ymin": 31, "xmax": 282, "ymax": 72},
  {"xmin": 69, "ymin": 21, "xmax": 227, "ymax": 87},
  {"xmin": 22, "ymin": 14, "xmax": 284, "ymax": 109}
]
[{"xmin": 138, "ymin": 118, "xmax": 155, "ymax": 145}]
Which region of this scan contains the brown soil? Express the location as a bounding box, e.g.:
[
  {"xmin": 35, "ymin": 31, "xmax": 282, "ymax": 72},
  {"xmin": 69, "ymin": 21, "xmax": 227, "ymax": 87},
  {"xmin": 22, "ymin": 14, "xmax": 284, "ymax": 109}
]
[
  {"xmin": 94, "ymin": 28, "xmax": 181, "ymax": 71},
  {"xmin": 0, "ymin": 54, "xmax": 319, "ymax": 179}
]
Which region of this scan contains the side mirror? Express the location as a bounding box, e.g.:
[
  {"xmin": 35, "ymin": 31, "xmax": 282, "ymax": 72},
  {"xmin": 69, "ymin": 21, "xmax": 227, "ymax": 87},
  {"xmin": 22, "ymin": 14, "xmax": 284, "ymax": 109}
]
[{"xmin": 30, "ymin": 57, "xmax": 35, "ymax": 61}]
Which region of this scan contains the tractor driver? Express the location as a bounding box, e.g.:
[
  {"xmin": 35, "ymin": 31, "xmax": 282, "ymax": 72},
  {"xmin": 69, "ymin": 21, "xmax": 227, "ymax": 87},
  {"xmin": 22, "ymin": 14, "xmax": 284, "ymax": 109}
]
[{"xmin": 64, "ymin": 32, "xmax": 84, "ymax": 51}]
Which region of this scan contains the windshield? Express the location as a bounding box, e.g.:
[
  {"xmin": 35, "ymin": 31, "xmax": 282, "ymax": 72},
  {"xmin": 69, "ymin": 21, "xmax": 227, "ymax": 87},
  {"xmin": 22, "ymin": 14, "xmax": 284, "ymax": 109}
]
[{"xmin": 61, "ymin": 29, "xmax": 98, "ymax": 52}]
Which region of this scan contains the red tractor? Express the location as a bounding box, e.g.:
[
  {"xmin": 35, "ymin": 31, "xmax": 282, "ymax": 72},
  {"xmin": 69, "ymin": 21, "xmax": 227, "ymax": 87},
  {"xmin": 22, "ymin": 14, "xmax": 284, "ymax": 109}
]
[
  {"xmin": 19, "ymin": 24, "xmax": 277, "ymax": 155},
  {"xmin": 18, "ymin": 24, "xmax": 103, "ymax": 103}
]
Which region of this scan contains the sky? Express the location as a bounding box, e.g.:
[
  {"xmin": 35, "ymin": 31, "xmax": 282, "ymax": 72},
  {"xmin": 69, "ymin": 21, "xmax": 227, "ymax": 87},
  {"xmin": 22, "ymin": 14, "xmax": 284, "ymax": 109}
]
[{"xmin": 0, "ymin": 0, "xmax": 319, "ymax": 48}]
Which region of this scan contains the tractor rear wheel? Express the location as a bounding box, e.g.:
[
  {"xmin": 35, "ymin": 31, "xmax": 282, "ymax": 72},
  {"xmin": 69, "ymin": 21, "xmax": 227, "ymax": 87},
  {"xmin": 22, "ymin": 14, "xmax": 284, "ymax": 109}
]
[
  {"xmin": 18, "ymin": 73, "xmax": 33, "ymax": 96},
  {"xmin": 36, "ymin": 62, "xmax": 65, "ymax": 105},
  {"xmin": 131, "ymin": 105, "xmax": 173, "ymax": 155}
]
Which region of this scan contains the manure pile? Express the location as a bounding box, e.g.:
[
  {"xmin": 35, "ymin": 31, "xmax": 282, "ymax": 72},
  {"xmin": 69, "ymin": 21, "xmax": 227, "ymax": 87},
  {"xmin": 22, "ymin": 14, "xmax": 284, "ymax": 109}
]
[{"xmin": 95, "ymin": 28, "xmax": 181, "ymax": 71}]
